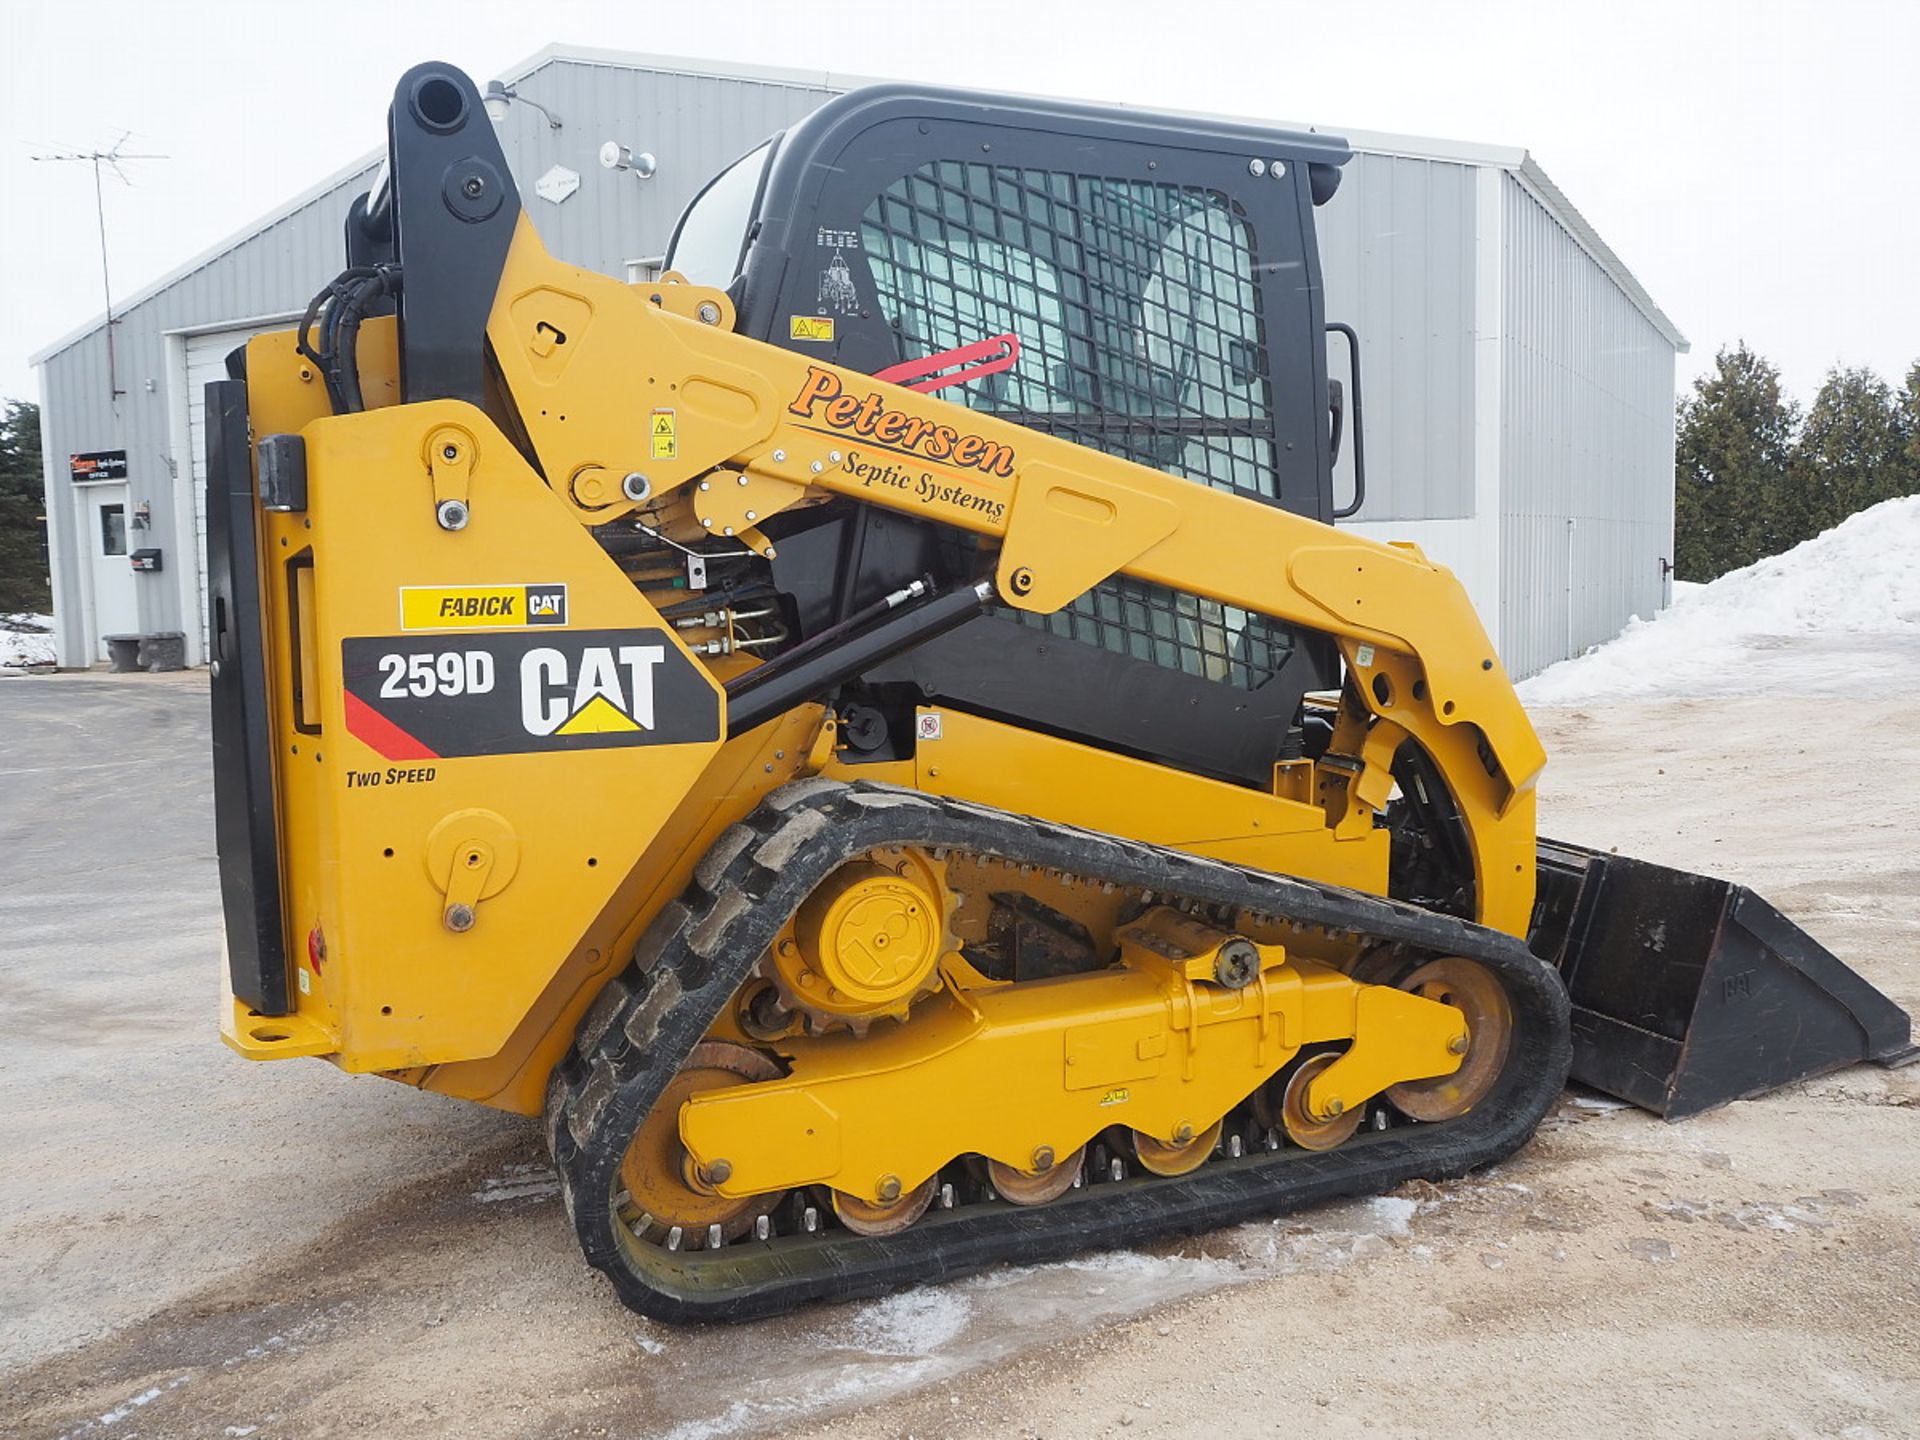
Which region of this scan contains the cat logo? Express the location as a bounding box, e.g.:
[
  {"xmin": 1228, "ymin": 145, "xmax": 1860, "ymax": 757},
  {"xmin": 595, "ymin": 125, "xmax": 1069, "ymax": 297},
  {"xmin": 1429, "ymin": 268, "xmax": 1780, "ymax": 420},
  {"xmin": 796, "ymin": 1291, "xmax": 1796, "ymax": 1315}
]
[
  {"xmin": 520, "ymin": 644, "xmax": 665, "ymax": 736},
  {"xmin": 525, "ymin": 585, "xmax": 567, "ymax": 623},
  {"xmin": 342, "ymin": 628, "xmax": 718, "ymax": 759},
  {"xmin": 400, "ymin": 583, "xmax": 568, "ymax": 630}
]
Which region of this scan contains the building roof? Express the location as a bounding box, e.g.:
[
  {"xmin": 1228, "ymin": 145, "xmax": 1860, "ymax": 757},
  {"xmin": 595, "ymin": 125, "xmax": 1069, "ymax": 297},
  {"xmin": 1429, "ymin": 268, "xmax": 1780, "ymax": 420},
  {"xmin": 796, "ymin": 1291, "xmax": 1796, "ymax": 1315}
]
[
  {"xmin": 1301, "ymin": 121, "xmax": 1688, "ymax": 351},
  {"xmin": 32, "ymin": 44, "xmax": 1685, "ymax": 365}
]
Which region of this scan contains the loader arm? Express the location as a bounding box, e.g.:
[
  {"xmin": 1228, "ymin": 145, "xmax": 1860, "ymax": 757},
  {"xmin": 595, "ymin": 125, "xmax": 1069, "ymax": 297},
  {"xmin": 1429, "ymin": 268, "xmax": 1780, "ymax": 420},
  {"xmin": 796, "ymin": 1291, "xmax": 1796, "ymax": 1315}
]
[{"xmin": 481, "ymin": 214, "xmax": 1545, "ymax": 936}]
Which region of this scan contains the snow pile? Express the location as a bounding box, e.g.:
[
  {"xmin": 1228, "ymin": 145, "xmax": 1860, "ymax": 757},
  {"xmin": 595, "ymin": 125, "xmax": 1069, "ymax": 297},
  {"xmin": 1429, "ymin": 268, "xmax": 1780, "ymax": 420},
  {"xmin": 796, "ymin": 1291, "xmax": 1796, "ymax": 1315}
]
[
  {"xmin": 1, "ymin": 613, "xmax": 55, "ymax": 670},
  {"xmin": 1520, "ymin": 495, "xmax": 1920, "ymax": 704}
]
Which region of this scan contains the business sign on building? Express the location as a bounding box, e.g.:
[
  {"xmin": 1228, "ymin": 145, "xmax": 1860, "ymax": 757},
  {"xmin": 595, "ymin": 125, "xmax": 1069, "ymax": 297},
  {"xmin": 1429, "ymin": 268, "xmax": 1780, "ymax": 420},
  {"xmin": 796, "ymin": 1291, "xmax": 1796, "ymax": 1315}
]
[{"xmin": 69, "ymin": 450, "xmax": 128, "ymax": 483}]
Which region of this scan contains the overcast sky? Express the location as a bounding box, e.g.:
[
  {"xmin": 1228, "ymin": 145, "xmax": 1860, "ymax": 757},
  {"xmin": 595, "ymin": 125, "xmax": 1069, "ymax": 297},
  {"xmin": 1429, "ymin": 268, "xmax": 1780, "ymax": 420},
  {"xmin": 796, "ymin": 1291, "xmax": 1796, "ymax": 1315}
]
[{"xmin": 4, "ymin": 0, "xmax": 1916, "ymax": 408}]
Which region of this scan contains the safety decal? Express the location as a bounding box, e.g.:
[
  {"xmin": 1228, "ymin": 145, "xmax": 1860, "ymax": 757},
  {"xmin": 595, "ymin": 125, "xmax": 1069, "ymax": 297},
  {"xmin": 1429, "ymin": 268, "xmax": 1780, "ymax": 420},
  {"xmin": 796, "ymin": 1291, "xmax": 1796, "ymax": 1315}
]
[
  {"xmin": 400, "ymin": 584, "xmax": 568, "ymax": 631},
  {"xmin": 651, "ymin": 408, "xmax": 678, "ymax": 461},
  {"xmin": 817, "ymin": 245, "xmax": 859, "ymax": 316},
  {"xmin": 341, "ymin": 629, "xmax": 719, "ymax": 760},
  {"xmin": 789, "ymin": 316, "xmax": 836, "ymax": 343}
]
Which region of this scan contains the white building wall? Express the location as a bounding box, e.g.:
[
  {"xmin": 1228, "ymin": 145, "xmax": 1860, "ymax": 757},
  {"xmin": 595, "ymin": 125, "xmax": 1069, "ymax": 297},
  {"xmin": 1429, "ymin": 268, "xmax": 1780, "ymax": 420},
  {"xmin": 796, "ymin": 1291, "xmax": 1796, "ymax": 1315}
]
[{"xmin": 1498, "ymin": 173, "xmax": 1676, "ymax": 680}]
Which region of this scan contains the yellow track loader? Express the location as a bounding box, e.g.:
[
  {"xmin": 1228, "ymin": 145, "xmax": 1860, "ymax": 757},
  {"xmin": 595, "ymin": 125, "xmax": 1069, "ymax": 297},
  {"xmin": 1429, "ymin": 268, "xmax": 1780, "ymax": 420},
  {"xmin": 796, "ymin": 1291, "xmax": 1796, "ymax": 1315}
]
[{"xmin": 208, "ymin": 64, "xmax": 1915, "ymax": 1321}]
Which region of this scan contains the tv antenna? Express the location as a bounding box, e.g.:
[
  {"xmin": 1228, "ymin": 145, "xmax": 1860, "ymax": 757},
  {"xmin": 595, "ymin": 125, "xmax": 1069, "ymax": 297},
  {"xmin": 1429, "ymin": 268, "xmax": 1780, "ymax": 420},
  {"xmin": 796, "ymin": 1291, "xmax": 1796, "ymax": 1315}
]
[{"xmin": 33, "ymin": 132, "xmax": 169, "ymax": 403}]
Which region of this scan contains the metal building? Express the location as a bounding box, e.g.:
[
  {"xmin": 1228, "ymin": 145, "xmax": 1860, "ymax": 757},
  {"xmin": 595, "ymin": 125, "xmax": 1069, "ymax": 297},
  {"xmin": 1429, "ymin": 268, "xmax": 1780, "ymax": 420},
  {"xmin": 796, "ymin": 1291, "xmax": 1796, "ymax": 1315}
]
[{"xmin": 31, "ymin": 45, "xmax": 1683, "ymax": 675}]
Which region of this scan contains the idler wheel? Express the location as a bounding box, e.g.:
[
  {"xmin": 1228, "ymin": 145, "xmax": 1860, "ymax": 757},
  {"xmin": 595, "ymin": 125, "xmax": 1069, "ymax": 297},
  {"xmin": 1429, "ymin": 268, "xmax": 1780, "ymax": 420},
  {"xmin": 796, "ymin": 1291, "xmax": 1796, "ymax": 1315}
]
[
  {"xmin": 987, "ymin": 1145, "xmax": 1085, "ymax": 1205},
  {"xmin": 1130, "ymin": 1119, "xmax": 1224, "ymax": 1178},
  {"xmin": 618, "ymin": 1041, "xmax": 784, "ymax": 1250},
  {"xmin": 831, "ymin": 1175, "xmax": 938, "ymax": 1236},
  {"xmin": 1279, "ymin": 1051, "xmax": 1365, "ymax": 1151},
  {"xmin": 1385, "ymin": 956, "xmax": 1513, "ymax": 1122}
]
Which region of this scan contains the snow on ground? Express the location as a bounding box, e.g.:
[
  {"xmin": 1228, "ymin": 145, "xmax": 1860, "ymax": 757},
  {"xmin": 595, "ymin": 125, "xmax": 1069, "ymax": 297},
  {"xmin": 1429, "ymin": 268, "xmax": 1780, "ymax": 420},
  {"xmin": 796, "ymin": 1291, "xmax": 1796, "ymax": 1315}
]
[
  {"xmin": 1, "ymin": 613, "xmax": 56, "ymax": 670},
  {"xmin": 1520, "ymin": 495, "xmax": 1920, "ymax": 704}
]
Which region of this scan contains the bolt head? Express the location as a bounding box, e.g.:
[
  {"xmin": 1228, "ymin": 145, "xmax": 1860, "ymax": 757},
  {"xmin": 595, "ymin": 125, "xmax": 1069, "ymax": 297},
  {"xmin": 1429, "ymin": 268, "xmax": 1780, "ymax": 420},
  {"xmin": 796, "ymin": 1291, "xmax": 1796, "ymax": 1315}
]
[
  {"xmin": 1449, "ymin": 1033, "xmax": 1471, "ymax": 1055},
  {"xmin": 772, "ymin": 449, "xmax": 787, "ymax": 463},
  {"xmin": 705, "ymin": 1158, "xmax": 733, "ymax": 1185},
  {"xmin": 876, "ymin": 1174, "xmax": 902, "ymax": 1203},
  {"xmin": 1031, "ymin": 1145, "xmax": 1055, "ymax": 1173},
  {"xmin": 621, "ymin": 472, "xmax": 651, "ymax": 501},
  {"xmin": 1172, "ymin": 1122, "xmax": 1195, "ymax": 1145},
  {"xmin": 1322, "ymin": 1097, "xmax": 1346, "ymax": 1118},
  {"xmin": 436, "ymin": 499, "xmax": 469, "ymax": 531},
  {"xmin": 441, "ymin": 443, "xmax": 459, "ymax": 460},
  {"xmin": 697, "ymin": 301, "xmax": 722, "ymax": 324},
  {"xmin": 810, "ymin": 460, "xmax": 824, "ymax": 474},
  {"xmin": 745, "ymin": 510, "xmax": 757, "ymax": 521},
  {"xmin": 1248, "ymin": 157, "xmax": 1267, "ymax": 177},
  {"xmin": 444, "ymin": 903, "xmax": 476, "ymax": 932}
]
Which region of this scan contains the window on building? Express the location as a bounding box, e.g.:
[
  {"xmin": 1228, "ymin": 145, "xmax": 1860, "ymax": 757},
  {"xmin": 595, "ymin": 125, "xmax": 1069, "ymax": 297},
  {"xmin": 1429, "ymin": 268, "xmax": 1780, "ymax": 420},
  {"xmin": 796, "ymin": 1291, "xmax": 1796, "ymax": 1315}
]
[{"xmin": 99, "ymin": 503, "xmax": 127, "ymax": 557}]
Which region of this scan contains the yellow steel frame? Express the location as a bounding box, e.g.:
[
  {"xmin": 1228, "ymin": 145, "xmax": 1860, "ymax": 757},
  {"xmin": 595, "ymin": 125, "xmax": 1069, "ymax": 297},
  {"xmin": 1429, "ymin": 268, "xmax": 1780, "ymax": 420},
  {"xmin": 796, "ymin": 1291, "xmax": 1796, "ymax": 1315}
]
[
  {"xmin": 683, "ymin": 930, "xmax": 1466, "ymax": 1204},
  {"xmin": 222, "ymin": 214, "xmax": 1545, "ymax": 1123}
]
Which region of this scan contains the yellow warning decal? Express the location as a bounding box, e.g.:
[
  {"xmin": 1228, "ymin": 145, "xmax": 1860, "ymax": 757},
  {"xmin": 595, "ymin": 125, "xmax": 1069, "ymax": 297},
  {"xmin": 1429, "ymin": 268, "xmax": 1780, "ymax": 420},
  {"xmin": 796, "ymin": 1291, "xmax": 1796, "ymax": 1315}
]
[
  {"xmin": 650, "ymin": 407, "xmax": 678, "ymax": 460},
  {"xmin": 400, "ymin": 584, "xmax": 568, "ymax": 631},
  {"xmin": 555, "ymin": 693, "xmax": 642, "ymax": 735},
  {"xmin": 789, "ymin": 316, "xmax": 835, "ymax": 343}
]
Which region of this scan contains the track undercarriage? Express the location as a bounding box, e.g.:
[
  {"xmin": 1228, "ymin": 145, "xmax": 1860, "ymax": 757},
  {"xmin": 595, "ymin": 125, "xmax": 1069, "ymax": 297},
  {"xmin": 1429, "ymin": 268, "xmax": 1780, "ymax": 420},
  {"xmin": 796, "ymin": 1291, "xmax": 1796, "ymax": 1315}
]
[{"xmin": 548, "ymin": 780, "xmax": 1572, "ymax": 1323}]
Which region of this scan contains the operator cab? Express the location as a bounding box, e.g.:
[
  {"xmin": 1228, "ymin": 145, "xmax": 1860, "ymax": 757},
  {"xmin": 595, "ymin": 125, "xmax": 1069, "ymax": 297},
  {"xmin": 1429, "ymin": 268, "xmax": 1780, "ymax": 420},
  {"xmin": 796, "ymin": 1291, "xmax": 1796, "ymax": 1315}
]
[{"xmin": 667, "ymin": 85, "xmax": 1358, "ymax": 787}]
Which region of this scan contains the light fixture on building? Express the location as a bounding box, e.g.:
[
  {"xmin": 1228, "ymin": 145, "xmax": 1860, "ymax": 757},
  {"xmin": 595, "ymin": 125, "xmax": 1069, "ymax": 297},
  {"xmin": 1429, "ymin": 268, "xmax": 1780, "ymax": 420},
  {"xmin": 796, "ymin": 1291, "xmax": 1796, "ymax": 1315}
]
[
  {"xmin": 483, "ymin": 80, "xmax": 563, "ymax": 130},
  {"xmin": 599, "ymin": 141, "xmax": 658, "ymax": 179}
]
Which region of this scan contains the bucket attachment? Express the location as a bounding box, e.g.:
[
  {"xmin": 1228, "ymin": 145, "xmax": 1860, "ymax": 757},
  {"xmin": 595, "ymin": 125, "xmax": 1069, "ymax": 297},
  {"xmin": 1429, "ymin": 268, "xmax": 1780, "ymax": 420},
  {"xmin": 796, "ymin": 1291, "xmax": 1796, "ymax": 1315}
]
[{"xmin": 1529, "ymin": 840, "xmax": 1917, "ymax": 1119}]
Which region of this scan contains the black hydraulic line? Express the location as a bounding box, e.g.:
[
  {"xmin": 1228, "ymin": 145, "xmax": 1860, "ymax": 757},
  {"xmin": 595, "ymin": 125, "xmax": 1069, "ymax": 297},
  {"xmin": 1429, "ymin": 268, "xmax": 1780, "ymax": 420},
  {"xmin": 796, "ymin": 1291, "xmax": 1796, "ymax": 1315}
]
[
  {"xmin": 335, "ymin": 266, "xmax": 400, "ymax": 413},
  {"xmin": 740, "ymin": 573, "xmax": 934, "ymax": 676},
  {"xmin": 724, "ymin": 579, "xmax": 990, "ymax": 737}
]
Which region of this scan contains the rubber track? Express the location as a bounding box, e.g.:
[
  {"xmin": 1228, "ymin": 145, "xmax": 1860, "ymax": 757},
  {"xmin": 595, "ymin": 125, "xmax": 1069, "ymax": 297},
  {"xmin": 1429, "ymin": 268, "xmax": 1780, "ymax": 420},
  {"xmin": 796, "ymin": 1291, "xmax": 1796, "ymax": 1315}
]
[{"xmin": 547, "ymin": 779, "xmax": 1572, "ymax": 1323}]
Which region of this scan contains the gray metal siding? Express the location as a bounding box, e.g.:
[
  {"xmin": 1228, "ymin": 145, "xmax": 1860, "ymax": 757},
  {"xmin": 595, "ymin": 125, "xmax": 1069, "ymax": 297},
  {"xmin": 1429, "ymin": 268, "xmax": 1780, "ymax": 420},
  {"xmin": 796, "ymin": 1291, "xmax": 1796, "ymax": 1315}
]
[
  {"xmin": 36, "ymin": 160, "xmax": 381, "ymax": 663},
  {"xmin": 1315, "ymin": 152, "xmax": 1477, "ymax": 523},
  {"xmin": 500, "ymin": 59, "xmax": 834, "ymax": 274},
  {"xmin": 35, "ymin": 61, "xmax": 834, "ymax": 665},
  {"xmin": 1498, "ymin": 173, "xmax": 1675, "ymax": 680}
]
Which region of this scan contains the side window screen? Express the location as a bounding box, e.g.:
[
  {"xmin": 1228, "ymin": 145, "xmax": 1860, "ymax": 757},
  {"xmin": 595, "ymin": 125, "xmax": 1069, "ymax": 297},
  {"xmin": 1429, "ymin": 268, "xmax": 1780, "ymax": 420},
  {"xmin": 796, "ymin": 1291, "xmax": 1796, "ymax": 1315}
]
[
  {"xmin": 862, "ymin": 161, "xmax": 1277, "ymax": 498},
  {"xmin": 863, "ymin": 159, "xmax": 1292, "ymax": 691}
]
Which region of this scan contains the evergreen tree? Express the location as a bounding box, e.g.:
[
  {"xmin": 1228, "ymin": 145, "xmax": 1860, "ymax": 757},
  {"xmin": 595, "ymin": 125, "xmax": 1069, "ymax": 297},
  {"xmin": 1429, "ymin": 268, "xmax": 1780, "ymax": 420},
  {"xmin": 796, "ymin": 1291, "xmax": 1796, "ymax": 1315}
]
[
  {"xmin": 0, "ymin": 400, "xmax": 51, "ymax": 614},
  {"xmin": 1786, "ymin": 366, "xmax": 1909, "ymax": 539},
  {"xmin": 1897, "ymin": 359, "xmax": 1920, "ymax": 496},
  {"xmin": 1673, "ymin": 344, "xmax": 1797, "ymax": 580}
]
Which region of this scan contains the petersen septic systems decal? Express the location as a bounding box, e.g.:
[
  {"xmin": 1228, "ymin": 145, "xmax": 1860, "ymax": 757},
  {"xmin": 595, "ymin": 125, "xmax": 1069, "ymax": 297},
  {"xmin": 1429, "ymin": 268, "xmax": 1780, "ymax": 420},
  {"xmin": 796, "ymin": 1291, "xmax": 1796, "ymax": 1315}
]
[
  {"xmin": 788, "ymin": 366, "xmax": 1017, "ymax": 479},
  {"xmin": 788, "ymin": 366, "xmax": 1012, "ymax": 523},
  {"xmin": 341, "ymin": 630, "xmax": 718, "ymax": 760}
]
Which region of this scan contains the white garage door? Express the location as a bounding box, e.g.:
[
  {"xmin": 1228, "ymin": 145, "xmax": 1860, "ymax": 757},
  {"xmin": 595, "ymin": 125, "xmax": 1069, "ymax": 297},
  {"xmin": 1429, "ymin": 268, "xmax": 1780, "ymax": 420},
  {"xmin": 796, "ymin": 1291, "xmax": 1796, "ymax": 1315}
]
[{"xmin": 185, "ymin": 324, "xmax": 277, "ymax": 655}]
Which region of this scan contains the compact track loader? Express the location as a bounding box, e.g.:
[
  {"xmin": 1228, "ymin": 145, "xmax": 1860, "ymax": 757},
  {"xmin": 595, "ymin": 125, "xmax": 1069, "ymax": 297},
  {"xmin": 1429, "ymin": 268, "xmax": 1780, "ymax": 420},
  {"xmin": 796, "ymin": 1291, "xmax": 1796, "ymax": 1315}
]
[{"xmin": 210, "ymin": 64, "xmax": 1915, "ymax": 1321}]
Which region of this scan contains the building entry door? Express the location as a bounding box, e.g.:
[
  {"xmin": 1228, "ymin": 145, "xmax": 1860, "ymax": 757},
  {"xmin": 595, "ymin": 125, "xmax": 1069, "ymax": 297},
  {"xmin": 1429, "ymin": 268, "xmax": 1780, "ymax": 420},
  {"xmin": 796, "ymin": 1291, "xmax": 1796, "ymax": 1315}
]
[{"xmin": 85, "ymin": 484, "xmax": 137, "ymax": 658}]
